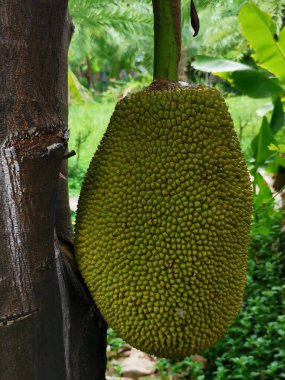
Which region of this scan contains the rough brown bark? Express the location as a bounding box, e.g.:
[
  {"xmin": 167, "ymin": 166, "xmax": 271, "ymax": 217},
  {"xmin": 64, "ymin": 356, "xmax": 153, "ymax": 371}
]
[{"xmin": 0, "ymin": 1, "xmax": 107, "ymax": 379}]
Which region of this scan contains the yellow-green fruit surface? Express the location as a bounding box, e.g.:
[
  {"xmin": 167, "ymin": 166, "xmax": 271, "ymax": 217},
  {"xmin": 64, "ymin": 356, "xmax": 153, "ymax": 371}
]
[{"xmin": 75, "ymin": 84, "xmax": 252, "ymax": 359}]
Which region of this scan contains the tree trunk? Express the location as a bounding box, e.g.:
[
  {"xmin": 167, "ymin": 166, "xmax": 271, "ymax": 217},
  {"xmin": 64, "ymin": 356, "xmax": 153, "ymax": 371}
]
[{"xmin": 0, "ymin": 1, "xmax": 107, "ymax": 379}]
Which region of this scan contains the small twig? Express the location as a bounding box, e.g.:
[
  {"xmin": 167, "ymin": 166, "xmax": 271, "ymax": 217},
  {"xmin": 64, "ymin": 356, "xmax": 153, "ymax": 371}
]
[
  {"xmin": 59, "ymin": 172, "xmax": 67, "ymax": 181},
  {"xmin": 63, "ymin": 150, "xmax": 76, "ymax": 160}
]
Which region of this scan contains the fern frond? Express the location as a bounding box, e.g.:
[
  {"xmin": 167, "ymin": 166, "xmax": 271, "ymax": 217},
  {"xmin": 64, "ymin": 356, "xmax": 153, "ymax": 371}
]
[{"xmin": 69, "ymin": 0, "xmax": 152, "ymax": 35}]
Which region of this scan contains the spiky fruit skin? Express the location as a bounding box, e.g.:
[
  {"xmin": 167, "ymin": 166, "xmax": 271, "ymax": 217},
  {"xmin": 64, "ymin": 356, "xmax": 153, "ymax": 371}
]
[{"xmin": 75, "ymin": 83, "xmax": 252, "ymax": 359}]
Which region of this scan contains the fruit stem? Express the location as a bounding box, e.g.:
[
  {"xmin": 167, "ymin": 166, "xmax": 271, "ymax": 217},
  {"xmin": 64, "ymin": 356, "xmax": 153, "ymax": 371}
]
[{"xmin": 152, "ymin": 0, "xmax": 181, "ymax": 82}]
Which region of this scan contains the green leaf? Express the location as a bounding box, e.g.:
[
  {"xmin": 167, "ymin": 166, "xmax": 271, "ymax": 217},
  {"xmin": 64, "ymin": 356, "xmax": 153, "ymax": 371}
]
[
  {"xmin": 270, "ymin": 97, "xmax": 284, "ymax": 133},
  {"xmin": 231, "ymin": 70, "xmax": 284, "ymax": 99},
  {"xmin": 268, "ymin": 143, "xmax": 285, "ymax": 153},
  {"xmin": 252, "ymin": 225, "xmax": 272, "ymax": 236},
  {"xmin": 251, "ymin": 97, "xmax": 284, "ymax": 167},
  {"xmin": 266, "ymin": 154, "xmax": 285, "ymax": 173},
  {"xmin": 277, "ymin": 144, "xmax": 285, "ymax": 153},
  {"xmin": 193, "ymin": 55, "xmax": 285, "ymax": 99},
  {"xmin": 254, "ymin": 172, "xmax": 273, "ymax": 204},
  {"xmin": 275, "ymin": 155, "xmax": 285, "ymax": 168},
  {"xmin": 238, "ymin": 2, "xmax": 285, "ymax": 84},
  {"xmin": 193, "ymin": 55, "xmax": 252, "ymax": 72},
  {"xmin": 268, "ymin": 143, "xmax": 278, "ymax": 152},
  {"xmin": 251, "ymin": 117, "xmax": 276, "ymax": 166}
]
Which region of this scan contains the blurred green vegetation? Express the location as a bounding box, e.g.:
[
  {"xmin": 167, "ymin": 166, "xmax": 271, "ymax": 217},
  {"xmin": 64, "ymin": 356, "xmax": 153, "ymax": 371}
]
[
  {"xmin": 68, "ymin": 0, "xmax": 285, "ymax": 90},
  {"xmin": 68, "ymin": 101, "xmax": 114, "ymax": 195}
]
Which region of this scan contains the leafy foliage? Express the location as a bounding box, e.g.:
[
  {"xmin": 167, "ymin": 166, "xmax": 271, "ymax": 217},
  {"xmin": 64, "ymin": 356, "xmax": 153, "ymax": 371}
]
[
  {"xmin": 68, "ymin": 0, "xmax": 285, "ymax": 85},
  {"xmin": 193, "ymin": 2, "xmax": 285, "ymax": 195},
  {"xmin": 69, "ymin": 0, "xmax": 153, "ymax": 79},
  {"xmin": 239, "ymin": 2, "xmax": 285, "ymax": 84},
  {"xmin": 69, "ymin": 0, "xmax": 151, "ymax": 31}
]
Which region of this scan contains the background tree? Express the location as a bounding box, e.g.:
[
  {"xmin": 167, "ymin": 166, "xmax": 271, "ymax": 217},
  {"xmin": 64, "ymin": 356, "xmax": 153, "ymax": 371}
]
[{"xmin": 68, "ymin": 0, "xmax": 285, "ymax": 90}]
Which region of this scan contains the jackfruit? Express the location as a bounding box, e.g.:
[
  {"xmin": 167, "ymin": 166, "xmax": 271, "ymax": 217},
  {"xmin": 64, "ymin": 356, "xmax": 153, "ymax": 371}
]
[{"xmin": 75, "ymin": 81, "xmax": 252, "ymax": 359}]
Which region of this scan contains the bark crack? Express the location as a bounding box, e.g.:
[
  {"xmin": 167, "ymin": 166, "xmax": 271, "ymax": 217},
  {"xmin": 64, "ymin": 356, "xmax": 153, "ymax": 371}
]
[
  {"xmin": 0, "ymin": 309, "xmax": 39, "ymax": 327},
  {"xmin": 1, "ymin": 125, "xmax": 68, "ymax": 158}
]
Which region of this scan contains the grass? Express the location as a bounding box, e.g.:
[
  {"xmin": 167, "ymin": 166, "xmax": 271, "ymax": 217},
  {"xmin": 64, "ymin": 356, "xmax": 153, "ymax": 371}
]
[
  {"xmin": 68, "ymin": 100, "xmax": 116, "ymax": 195},
  {"xmin": 69, "ymin": 100, "xmax": 116, "ymax": 169}
]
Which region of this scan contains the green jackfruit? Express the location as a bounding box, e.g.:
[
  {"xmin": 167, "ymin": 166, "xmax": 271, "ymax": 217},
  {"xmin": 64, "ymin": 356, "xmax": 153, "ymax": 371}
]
[{"xmin": 75, "ymin": 82, "xmax": 252, "ymax": 359}]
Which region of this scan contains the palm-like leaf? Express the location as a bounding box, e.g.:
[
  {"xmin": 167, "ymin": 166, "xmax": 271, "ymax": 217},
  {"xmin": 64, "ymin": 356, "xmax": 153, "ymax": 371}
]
[
  {"xmin": 69, "ymin": 0, "xmax": 152, "ymax": 35},
  {"xmin": 69, "ymin": 0, "xmax": 153, "ymax": 78}
]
